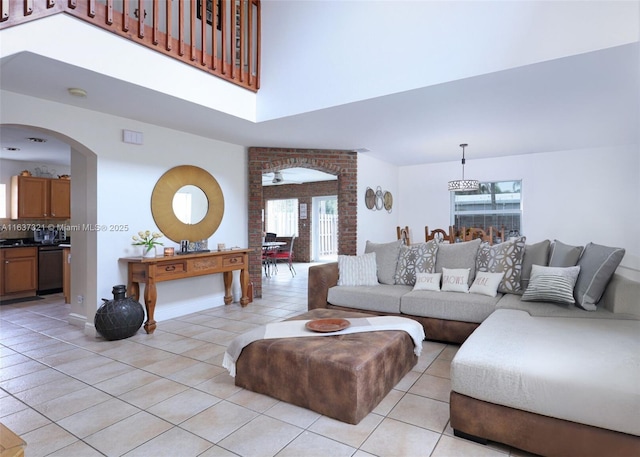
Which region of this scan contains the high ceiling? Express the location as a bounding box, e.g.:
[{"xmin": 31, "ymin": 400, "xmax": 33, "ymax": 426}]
[{"xmin": 1, "ymin": 42, "xmax": 637, "ymax": 168}]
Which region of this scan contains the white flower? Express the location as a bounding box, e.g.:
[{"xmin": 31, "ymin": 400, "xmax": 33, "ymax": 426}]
[{"xmin": 131, "ymin": 229, "xmax": 164, "ymax": 248}]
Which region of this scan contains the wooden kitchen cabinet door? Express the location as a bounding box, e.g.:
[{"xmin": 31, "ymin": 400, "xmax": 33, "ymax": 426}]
[
  {"xmin": 11, "ymin": 176, "xmax": 48, "ymax": 218},
  {"xmin": 50, "ymin": 179, "xmax": 71, "ymax": 219},
  {"xmin": 1, "ymin": 248, "xmax": 37, "ymax": 296}
]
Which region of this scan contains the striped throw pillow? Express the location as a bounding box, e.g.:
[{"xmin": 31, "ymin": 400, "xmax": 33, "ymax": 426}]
[
  {"xmin": 337, "ymin": 252, "xmax": 379, "ymax": 286},
  {"xmin": 521, "ymin": 265, "xmax": 580, "ymax": 305}
]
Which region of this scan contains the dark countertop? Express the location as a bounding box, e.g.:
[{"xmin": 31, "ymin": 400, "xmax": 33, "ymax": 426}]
[{"xmin": 0, "ymin": 239, "xmax": 70, "ymax": 249}]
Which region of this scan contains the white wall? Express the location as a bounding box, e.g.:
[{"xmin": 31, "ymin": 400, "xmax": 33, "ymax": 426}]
[
  {"xmin": 357, "ymin": 154, "xmax": 400, "ymax": 253},
  {"xmin": 398, "ymin": 145, "xmax": 640, "ymax": 280},
  {"xmin": 259, "ymin": 0, "xmax": 638, "ymax": 120},
  {"xmin": 1, "ymin": 90, "xmax": 248, "ymax": 331}
]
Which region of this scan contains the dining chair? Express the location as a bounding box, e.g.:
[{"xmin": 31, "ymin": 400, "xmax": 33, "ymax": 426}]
[
  {"xmin": 262, "ymin": 232, "xmax": 278, "ymax": 277},
  {"xmin": 396, "ymin": 226, "xmax": 410, "ymax": 245},
  {"xmin": 425, "ymin": 226, "xmax": 455, "ymax": 243},
  {"xmin": 266, "ymin": 236, "xmax": 296, "ymax": 276}
]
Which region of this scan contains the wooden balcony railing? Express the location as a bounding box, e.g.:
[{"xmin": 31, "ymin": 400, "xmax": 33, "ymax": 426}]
[{"xmin": 0, "ymin": 0, "xmax": 260, "ymax": 91}]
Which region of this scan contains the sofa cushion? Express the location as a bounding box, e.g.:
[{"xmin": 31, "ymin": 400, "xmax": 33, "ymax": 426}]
[
  {"xmin": 476, "ymin": 237, "xmax": 526, "ymax": 294},
  {"xmin": 365, "ymin": 240, "xmax": 403, "ymax": 285},
  {"xmin": 327, "ymin": 284, "xmax": 411, "ymax": 314},
  {"xmin": 413, "ymin": 272, "xmax": 441, "ymax": 291},
  {"xmin": 548, "ymin": 240, "xmax": 583, "ymax": 267},
  {"xmin": 394, "ymin": 241, "xmax": 438, "ymax": 286},
  {"xmin": 469, "ymin": 271, "xmax": 504, "ymax": 297},
  {"xmin": 497, "ymin": 291, "xmax": 638, "ymax": 319},
  {"xmin": 519, "ymin": 239, "xmax": 550, "ymax": 292},
  {"xmin": 441, "ymin": 268, "xmax": 470, "ymax": 293},
  {"xmin": 451, "ymin": 309, "xmax": 640, "ymax": 436},
  {"xmin": 435, "ymin": 239, "xmax": 481, "ymax": 286},
  {"xmin": 401, "ymin": 289, "xmax": 501, "ymax": 323},
  {"xmin": 574, "ymin": 242, "xmax": 625, "ymax": 311},
  {"xmin": 521, "ymin": 265, "xmax": 580, "ymax": 305}
]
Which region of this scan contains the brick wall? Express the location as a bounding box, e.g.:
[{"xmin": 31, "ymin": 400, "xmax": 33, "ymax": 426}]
[{"xmin": 249, "ymin": 148, "xmax": 357, "ymax": 298}]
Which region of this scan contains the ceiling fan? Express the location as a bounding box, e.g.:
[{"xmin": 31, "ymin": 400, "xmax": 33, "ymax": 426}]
[{"xmin": 265, "ymin": 171, "xmax": 304, "ymax": 186}]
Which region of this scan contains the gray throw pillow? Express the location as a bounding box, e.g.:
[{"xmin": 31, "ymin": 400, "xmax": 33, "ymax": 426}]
[
  {"xmin": 519, "ymin": 239, "xmax": 551, "ymax": 292},
  {"xmin": 365, "ymin": 240, "xmax": 403, "ymax": 285},
  {"xmin": 435, "ymin": 239, "xmax": 481, "ymax": 286},
  {"xmin": 574, "ymin": 242, "xmax": 625, "ymax": 311},
  {"xmin": 549, "ymin": 240, "xmax": 583, "ymax": 267},
  {"xmin": 475, "ymin": 236, "xmax": 526, "ymax": 294},
  {"xmin": 394, "ymin": 241, "xmax": 438, "ymax": 286}
]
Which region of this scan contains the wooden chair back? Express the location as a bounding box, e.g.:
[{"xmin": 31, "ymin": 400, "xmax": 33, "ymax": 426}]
[
  {"xmin": 461, "ymin": 227, "xmax": 491, "ymax": 243},
  {"xmin": 396, "ymin": 226, "xmax": 410, "ymax": 245},
  {"xmin": 425, "ymin": 226, "xmax": 454, "ymax": 243},
  {"xmin": 488, "ymin": 226, "xmax": 505, "ymax": 245}
]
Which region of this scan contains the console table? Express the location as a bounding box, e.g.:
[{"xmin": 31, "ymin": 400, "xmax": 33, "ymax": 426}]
[{"xmin": 122, "ymin": 249, "xmax": 251, "ymax": 334}]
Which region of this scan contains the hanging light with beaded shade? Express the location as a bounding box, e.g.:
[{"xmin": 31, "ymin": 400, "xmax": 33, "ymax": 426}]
[{"xmin": 448, "ymin": 143, "xmax": 479, "ymax": 192}]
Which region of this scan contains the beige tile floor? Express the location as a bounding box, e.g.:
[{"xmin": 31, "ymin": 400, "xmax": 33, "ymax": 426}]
[{"xmin": 0, "ymin": 263, "xmax": 538, "ymax": 457}]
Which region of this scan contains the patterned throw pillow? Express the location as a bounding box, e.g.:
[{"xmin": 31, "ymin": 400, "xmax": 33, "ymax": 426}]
[
  {"xmin": 476, "ymin": 236, "xmax": 526, "ymax": 294},
  {"xmin": 394, "ymin": 241, "xmax": 438, "ymax": 286},
  {"xmin": 521, "ymin": 265, "xmax": 581, "ymax": 305},
  {"xmin": 413, "ymin": 272, "xmax": 441, "ymax": 291},
  {"xmin": 337, "ymin": 252, "xmax": 378, "ymax": 286}
]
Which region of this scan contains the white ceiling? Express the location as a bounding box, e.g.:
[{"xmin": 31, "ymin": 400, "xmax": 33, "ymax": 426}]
[{"xmin": 0, "ymin": 43, "xmax": 638, "ymax": 168}]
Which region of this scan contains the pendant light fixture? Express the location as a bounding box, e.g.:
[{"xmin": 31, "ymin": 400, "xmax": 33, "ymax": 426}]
[{"xmin": 448, "ymin": 143, "xmax": 479, "ymax": 192}]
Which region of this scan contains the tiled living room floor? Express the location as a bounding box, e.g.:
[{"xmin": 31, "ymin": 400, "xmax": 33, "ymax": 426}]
[{"xmin": 0, "ymin": 263, "xmax": 537, "ymax": 457}]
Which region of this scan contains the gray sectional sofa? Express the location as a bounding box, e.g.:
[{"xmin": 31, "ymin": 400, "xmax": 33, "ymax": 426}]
[{"xmin": 307, "ymin": 237, "xmax": 640, "ymax": 456}]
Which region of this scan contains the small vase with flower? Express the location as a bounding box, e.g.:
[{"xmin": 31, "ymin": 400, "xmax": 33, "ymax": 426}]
[{"xmin": 132, "ymin": 230, "xmax": 164, "ymax": 258}]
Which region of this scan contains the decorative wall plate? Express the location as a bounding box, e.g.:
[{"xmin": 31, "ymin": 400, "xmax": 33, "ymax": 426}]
[
  {"xmin": 375, "ymin": 186, "xmax": 384, "ymax": 210},
  {"xmin": 383, "ymin": 191, "xmax": 393, "ymax": 212},
  {"xmin": 365, "ymin": 187, "xmax": 375, "ymax": 210}
]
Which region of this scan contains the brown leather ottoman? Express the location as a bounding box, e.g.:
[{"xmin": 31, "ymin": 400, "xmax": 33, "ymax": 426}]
[{"xmin": 234, "ymin": 308, "xmax": 418, "ymax": 424}]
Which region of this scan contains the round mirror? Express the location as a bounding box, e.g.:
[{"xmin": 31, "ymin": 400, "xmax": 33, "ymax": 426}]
[
  {"xmin": 172, "ymin": 185, "xmax": 209, "ymax": 224},
  {"xmin": 151, "ymin": 165, "xmax": 224, "ymax": 242}
]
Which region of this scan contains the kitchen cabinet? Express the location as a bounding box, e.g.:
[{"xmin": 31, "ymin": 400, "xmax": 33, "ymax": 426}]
[
  {"xmin": 10, "ymin": 176, "xmax": 71, "ymax": 219},
  {"xmin": 50, "ymin": 179, "xmax": 71, "ymax": 218},
  {"xmin": 1, "ymin": 247, "xmax": 38, "ymax": 298}
]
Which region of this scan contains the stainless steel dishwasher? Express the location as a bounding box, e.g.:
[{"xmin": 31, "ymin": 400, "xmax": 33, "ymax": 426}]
[{"xmin": 38, "ymin": 245, "xmax": 64, "ymax": 294}]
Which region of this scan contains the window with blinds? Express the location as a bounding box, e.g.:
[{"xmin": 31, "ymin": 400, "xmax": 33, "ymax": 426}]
[{"xmin": 451, "ymin": 180, "xmax": 522, "ymax": 237}]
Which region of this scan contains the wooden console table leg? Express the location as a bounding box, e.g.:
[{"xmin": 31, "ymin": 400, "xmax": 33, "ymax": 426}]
[
  {"xmin": 223, "ymin": 271, "xmax": 233, "ymax": 304},
  {"xmin": 143, "ymin": 281, "xmax": 157, "ymax": 334},
  {"xmin": 240, "ymin": 267, "xmax": 249, "ymax": 307}
]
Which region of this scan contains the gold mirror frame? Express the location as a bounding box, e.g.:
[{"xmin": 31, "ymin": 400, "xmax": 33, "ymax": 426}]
[{"xmin": 151, "ymin": 165, "xmax": 224, "ymax": 242}]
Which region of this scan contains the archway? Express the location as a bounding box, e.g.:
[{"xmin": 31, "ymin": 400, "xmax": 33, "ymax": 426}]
[
  {"xmin": 248, "ymin": 147, "xmax": 358, "ymax": 298},
  {"xmin": 1, "ymin": 124, "xmax": 98, "ymax": 333}
]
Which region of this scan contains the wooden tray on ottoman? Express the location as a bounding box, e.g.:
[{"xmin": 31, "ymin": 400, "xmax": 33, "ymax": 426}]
[{"xmin": 234, "ymin": 308, "xmax": 418, "ymax": 424}]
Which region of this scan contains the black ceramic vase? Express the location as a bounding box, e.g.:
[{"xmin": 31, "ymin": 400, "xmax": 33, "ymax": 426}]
[{"xmin": 94, "ymin": 285, "xmax": 144, "ymax": 341}]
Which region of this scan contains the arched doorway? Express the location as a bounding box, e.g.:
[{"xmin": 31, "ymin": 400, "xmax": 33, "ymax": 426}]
[
  {"xmin": 248, "ymin": 147, "xmax": 358, "ymax": 298},
  {"xmin": 0, "ymin": 124, "xmax": 98, "ymax": 332}
]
